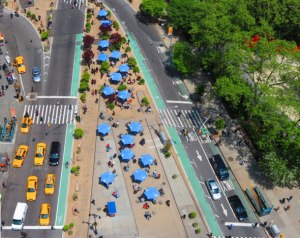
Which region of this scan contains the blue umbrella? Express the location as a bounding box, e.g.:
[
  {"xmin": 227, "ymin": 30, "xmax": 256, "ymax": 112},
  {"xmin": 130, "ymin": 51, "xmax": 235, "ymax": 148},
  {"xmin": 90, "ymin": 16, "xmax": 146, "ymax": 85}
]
[
  {"xmin": 102, "ymin": 86, "xmax": 115, "ymax": 96},
  {"xmin": 98, "ymin": 9, "xmax": 108, "ymax": 17},
  {"xmin": 128, "ymin": 121, "xmax": 143, "ymax": 134},
  {"xmin": 132, "ymin": 169, "xmax": 148, "ymax": 183},
  {"xmin": 110, "ymin": 72, "xmax": 122, "ymax": 82},
  {"xmin": 110, "ymin": 50, "xmax": 122, "ymax": 60},
  {"xmin": 101, "ymin": 20, "xmax": 112, "ymax": 26},
  {"xmin": 118, "ymin": 64, "xmax": 130, "ymax": 73},
  {"xmin": 120, "ymin": 134, "xmax": 134, "ymax": 146},
  {"xmin": 97, "ymin": 123, "xmax": 111, "ymax": 135},
  {"xmin": 98, "ymin": 40, "xmax": 109, "ymax": 48},
  {"xmin": 140, "ymin": 154, "xmax": 154, "ymax": 167},
  {"xmin": 117, "ymin": 90, "xmax": 130, "ymax": 101},
  {"xmin": 120, "ymin": 148, "xmax": 135, "ymax": 162},
  {"xmin": 144, "ymin": 187, "xmax": 159, "ymax": 201},
  {"xmin": 99, "ymin": 172, "xmax": 115, "ymax": 186},
  {"xmin": 98, "ymin": 53, "xmax": 109, "ymax": 62}
]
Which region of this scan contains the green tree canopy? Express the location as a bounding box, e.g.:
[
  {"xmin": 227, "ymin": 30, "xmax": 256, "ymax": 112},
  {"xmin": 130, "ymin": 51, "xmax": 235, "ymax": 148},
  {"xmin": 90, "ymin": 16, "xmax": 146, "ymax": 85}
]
[{"xmin": 140, "ymin": 0, "xmax": 166, "ymax": 19}]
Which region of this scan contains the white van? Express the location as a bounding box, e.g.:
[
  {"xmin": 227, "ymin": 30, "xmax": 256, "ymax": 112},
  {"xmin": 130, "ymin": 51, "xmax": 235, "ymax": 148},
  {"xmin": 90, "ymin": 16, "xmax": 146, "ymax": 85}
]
[{"xmin": 11, "ymin": 202, "xmax": 28, "ymax": 230}]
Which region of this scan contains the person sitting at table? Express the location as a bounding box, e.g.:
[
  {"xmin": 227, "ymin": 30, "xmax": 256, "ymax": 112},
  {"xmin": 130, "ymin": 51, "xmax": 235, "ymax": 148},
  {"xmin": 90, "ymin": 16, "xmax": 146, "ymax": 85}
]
[{"xmin": 143, "ymin": 203, "xmax": 150, "ymax": 209}]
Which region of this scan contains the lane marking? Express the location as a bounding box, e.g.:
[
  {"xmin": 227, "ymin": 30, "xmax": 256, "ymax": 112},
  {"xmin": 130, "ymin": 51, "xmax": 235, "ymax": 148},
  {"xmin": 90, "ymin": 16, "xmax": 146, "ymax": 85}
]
[
  {"xmin": 36, "ymin": 96, "xmax": 77, "ymax": 99},
  {"xmin": 166, "ymin": 100, "xmax": 193, "ymax": 104}
]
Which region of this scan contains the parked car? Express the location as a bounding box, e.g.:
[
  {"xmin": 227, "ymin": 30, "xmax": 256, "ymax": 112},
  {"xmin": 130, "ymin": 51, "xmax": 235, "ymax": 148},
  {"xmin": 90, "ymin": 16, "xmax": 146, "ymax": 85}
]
[
  {"xmin": 49, "ymin": 142, "xmax": 60, "ymax": 166},
  {"xmin": 228, "ymin": 195, "xmax": 248, "ymax": 221},
  {"xmin": 210, "ymin": 154, "xmax": 229, "ymax": 181},
  {"xmin": 32, "ymin": 67, "xmax": 41, "ymax": 83},
  {"xmin": 205, "ymin": 179, "xmax": 221, "ymax": 200}
]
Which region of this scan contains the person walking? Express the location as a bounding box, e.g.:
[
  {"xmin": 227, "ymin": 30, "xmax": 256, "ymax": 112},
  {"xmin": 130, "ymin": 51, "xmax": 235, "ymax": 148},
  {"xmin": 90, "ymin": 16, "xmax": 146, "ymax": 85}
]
[{"xmin": 56, "ymin": 100, "xmax": 60, "ymax": 106}]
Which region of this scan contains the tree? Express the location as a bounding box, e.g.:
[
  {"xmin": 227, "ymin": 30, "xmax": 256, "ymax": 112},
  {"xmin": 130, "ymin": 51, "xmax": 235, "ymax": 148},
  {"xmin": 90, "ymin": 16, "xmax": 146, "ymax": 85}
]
[
  {"xmin": 83, "ymin": 35, "xmax": 94, "ymax": 49},
  {"xmin": 171, "ymin": 42, "xmax": 197, "ymax": 76},
  {"xmin": 139, "ymin": 0, "xmax": 166, "ymax": 19},
  {"xmin": 167, "ymin": 0, "xmax": 195, "ymax": 35},
  {"xmin": 109, "ymin": 33, "xmax": 122, "ymax": 45},
  {"xmin": 74, "ymin": 128, "xmax": 84, "ymax": 139},
  {"xmin": 100, "ymin": 61, "xmax": 110, "ymax": 74},
  {"xmin": 259, "ymin": 152, "xmax": 297, "ymax": 187},
  {"xmin": 82, "ymin": 49, "xmax": 94, "ymax": 64}
]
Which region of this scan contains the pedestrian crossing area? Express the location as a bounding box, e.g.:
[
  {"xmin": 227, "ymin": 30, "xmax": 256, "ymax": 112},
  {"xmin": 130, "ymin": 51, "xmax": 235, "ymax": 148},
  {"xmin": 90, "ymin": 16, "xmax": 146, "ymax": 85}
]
[
  {"xmin": 23, "ymin": 104, "xmax": 78, "ymax": 125},
  {"xmin": 158, "ymin": 109, "xmax": 204, "ymax": 129},
  {"xmin": 212, "ymin": 237, "xmax": 265, "ymax": 238},
  {"xmin": 63, "ymin": 0, "xmax": 85, "ymax": 9}
]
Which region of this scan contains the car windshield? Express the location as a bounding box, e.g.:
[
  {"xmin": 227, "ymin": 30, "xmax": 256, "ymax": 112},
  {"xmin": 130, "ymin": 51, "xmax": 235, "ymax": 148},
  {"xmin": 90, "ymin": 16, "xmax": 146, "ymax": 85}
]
[
  {"xmin": 46, "ymin": 184, "xmax": 53, "ymax": 188},
  {"xmin": 41, "ymin": 214, "xmax": 48, "ymax": 219},
  {"xmin": 35, "ymin": 153, "xmax": 43, "ymax": 158},
  {"xmin": 28, "ymin": 188, "xmax": 35, "ymax": 192},
  {"xmin": 212, "ymin": 187, "xmax": 220, "ymax": 194},
  {"xmin": 236, "ymin": 206, "xmax": 246, "ymax": 213},
  {"xmin": 12, "ymin": 219, "xmax": 22, "ymax": 225},
  {"xmin": 21, "ymin": 123, "xmax": 28, "ymax": 128},
  {"xmin": 15, "ymin": 155, "xmax": 23, "ymax": 160}
]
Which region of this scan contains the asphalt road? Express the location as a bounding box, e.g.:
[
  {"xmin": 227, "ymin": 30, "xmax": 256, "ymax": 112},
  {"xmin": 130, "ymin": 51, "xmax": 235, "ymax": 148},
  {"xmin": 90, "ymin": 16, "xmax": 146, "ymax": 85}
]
[
  {"xmin": 102, "ymin": 0, "xmax": 265, "ymax": 237},
  {"xmin": 1, "ymin": 1, "xmax": 83, "ymax": 237}
]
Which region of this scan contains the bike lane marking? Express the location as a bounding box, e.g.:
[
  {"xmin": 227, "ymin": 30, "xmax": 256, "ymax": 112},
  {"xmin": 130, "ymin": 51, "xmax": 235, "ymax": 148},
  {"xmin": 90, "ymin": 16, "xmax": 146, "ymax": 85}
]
[
  {"xmin": 70, "ymin": 34, "xmax": 83, "ymax": 97},
  {"xmin": 55, "ymin": 123, "xmax": 74, "ymax": 226}
]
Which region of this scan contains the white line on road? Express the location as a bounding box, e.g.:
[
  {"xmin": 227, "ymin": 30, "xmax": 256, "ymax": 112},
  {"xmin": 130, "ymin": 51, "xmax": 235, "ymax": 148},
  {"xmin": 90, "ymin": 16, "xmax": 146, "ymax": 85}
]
[
  {"xmin": 221, "ymin": 203, "xmax": 228, "ymax": 216},
  {"xmin": 36, "ymin": 96, "xmax": 77, "ymax": 99},
  {"xmin": 166, "ymin": 100, "xmax": 193, "ymax": 104},
  {"xmin": 196, "ymin": 150, "xmax": 202, "ymax": 162}
]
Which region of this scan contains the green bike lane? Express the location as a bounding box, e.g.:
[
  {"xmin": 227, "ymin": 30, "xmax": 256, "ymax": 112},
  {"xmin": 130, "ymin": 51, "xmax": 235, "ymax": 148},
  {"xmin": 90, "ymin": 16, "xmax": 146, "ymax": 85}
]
[
  {"xmin": 55, "ymin": 34, "xmax": 82, "ymax": 227},
  {"xmin": 128, "ymin": 32, "xmax": 222, "ymax": 235}
]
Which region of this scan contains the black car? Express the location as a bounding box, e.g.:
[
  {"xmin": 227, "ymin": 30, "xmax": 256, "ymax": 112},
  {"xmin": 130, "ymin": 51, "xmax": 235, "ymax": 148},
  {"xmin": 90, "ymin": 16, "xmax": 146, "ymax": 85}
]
[
  {"xmin": 228, "ymin": 195, "xmax": 248, "ymax": 221},
  {"xmin": 49, "ymin": 142, "xmax": 61, "ymax": 166}
]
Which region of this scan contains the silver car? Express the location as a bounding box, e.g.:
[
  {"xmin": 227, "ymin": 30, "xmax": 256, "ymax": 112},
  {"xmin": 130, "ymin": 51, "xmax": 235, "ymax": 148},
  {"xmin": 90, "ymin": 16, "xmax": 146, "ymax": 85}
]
[{"xmin": 205, "ymin": 179, "xmax": 221, "ymax": 200}]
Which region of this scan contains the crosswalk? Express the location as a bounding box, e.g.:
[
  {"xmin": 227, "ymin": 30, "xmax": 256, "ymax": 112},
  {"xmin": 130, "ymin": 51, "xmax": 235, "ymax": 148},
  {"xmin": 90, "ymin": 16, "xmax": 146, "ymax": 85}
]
[
  {"xmin": 158, "ymin": 109, "xmax": 204, "ymax": 129},
  {"xmin": 23, "ymin": 104, "xmax": 78, "ymax": 125},
  {"xmin": 63, "ymin": 0, "xmax": 85, "ymax": 9}
]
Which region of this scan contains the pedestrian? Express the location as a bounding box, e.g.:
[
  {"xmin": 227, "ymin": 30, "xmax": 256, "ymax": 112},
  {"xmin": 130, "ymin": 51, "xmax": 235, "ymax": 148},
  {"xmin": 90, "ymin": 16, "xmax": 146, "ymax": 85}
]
[
  {"xmin": 287, "ymin": 195, "xmax": 293, "ymax": 202},
  {"xmin": 39, "ymin": 116, "xmax": 43, "ymax": 122},
  {"xmin": 177, "ymin": 111, "xmax": 181, "ymax": 117},
  {"xmin": 56, "ymin": 100, "xmax": 60, "ymax": 106},
  {"xmin": 208, "ymin": 232, "xmax": 213, "ymax": 238},
  {"xmin": 31, "ymin": 86, "xmax": 34, "ymax": 92},
  {"xmin": 228, "ymin": 224, "xmax": 233, "ymax": 230},
  {"xmin": 274, "ymin": 206, "xmax": 280, "ymax": 212},
  {"xmin": 32, "ymin": 137, "xmax": 36, "ymax": 142},
  {"xmin": 91, "ymin": 199, "xmax": 95, "ymax": 205},
  {"xmin": 65, "ymin": 161, "xmax": 69, "ymax": 169},
  {"xmin": 95, "ymin": 98, "xmax": 99, "ymax": 103},
  {"xmin": 1, "ymin": 85, "xmax": 4, "ymax": 91},
  {"xmin": 2, "ymin": 182, "xmax": 7, "ymax": 188},
  {"xmin": 166, "ymin": 200, "xmax": 171, "ymax": 207},
  {"xmin": 284, "ymin": 205, "xmax": 291, "ymax": 211},
  {"xmin": 181, "ymin": 214, "xmax": 186, "ymax": 220}
]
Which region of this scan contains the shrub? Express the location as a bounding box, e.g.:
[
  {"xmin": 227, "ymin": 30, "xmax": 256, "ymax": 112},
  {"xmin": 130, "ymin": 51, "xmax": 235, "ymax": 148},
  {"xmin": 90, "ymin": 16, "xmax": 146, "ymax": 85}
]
[
  {"xmin": 195, "ymin": 84, "xmax": 205, "ymax": 98},
  {"xmin": 172, "ymin": 174, "xmax": 178, "ymax": 179},
  {"xmin": 165, "ymin": 151, "xmax": 171, "ymax": 158},
  {"xmin": 121, "ymin": 37, "xmax": 126, "ymax": 44},
  {"xmin": 68, "ymin": 230, "xmax": 73, "ymax": 235},
  {"xmin": 40, "ymin": 31, "xmax": 49, "ymax": 41},
  {"xmin": 70, "ymin": 166, "xmax": 77, "ymax": 174},
  {"xmin": 82, "ymin": 49, "xmax": 94, "ymax": 64},
  {"xmin": 141, "ymin": 97, "xmax": 150, "ymax": 106},
  {"xmin": 68, "ymin": 223, "xmax": 74, "ymax": 229},
  {"xmin": 72, "ymin": 193, "xmax": 78, "ymax": 201},
  {"xmin": 81, "ymin": 72, "xmax": 90, "ymax": 82},
  {"xmin": 107, "ymin": 10, "xmax": 112, "ymax": 18},
  {"xmin": 101, "ymin": 34, "xmax": 109, "ymax": 40},
  {"xmin": 195, "ymin": 228, "xmax": 201, "ymax": 234},
  {"xmin": 215, "ymin": 117, "xmax": 225, "ymax": 130},
  {"xmin": 100, "ymin": 61, "xmax": 110, "ymax": 73},
  {"xmin": 113, "ymin": 21, "xmax": 119, "ymax": 31},
  {"xmin": 138, "ymin": 79, "xmax": 145, "ymax": 85},
  {"xmin": 79, "ymin": 82, "xmax": 89, "ymax": 92},
  {"xmin": 31, "ymin": 13, "xmax": 37, "ymax": 21},
  {"xmin": 192, "ymin": 223, "xmax": 198, "ymax": 227},
  {"xmin": 80, "ymin": 92, "xmax": 86, "ymax": 102},
  {"xmin": 85, "ymin": 22, "xmax": 91, "ymax": 33},
  {"xmin": 164, "ymin": 141, "xmax": 172, "ymax": 151},
  {"xmin": 99, "ymin": 85, "xmax": 104, "ymax": 93},
  {"xmin": 107, "ymin": 102, "xmax": 115, "ymax": 110},
  {"xmin": 76, "ymin": 147, "xmax": 81, "ymax": 154},
  {"xmin": 74, "ymin": 128, "xmax": 84, "ymax": 139},
  {"xmin": 117, "ymin": 84, "xmax": 127, "ymax": 91},
  {"xmin": 133, "ymin": 66, "xmax": 140, "ymax": 74},
  {"xmin": 189, "ymin": 212, "xmax": 197, "ymax": 219},
  {"xmin": 109, "ymin": 32, "xmax": 122, "ymax": 44},
  {"xmin": 87, "ymin": 12, "xmax": 92, "ymax": 20},
  {"xmin": 63, "ymin": 225, "xmax": 69, "ymax": 232},
  {"xmin": 128, "ymin": 57, "xmax": 137, "ymax": 67},
  {"xmin": 125, "ymin": 46, "xmax": 131, "ymax": 52},
  {"xmin": 99, "ymin": 25, "xmax": 112, "ymax": 33},
  {"xmin": 83, "ymin": 35, "xmax": 94, "ymax": 49},
  {"xmin": 26, "ymin": 11, "xmax": 32, "ymax": 18}
]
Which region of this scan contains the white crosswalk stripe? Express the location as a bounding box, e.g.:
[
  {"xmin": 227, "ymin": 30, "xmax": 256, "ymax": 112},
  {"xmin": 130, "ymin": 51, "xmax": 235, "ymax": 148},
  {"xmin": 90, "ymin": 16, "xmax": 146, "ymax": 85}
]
[
  {"xmin": 23, "ymin": 105, "xmax": 76, "ymax": 125},
  {"xmin": 213, "ymin": 237, "xmax": 265, "ymax": 238},
  {"xmin": 63, "ymin": 0, "xmax": 85, "ymax": 9},
  {"xmin": 159, "ymin": 109, "xmax": 204, "ymax": 129}
]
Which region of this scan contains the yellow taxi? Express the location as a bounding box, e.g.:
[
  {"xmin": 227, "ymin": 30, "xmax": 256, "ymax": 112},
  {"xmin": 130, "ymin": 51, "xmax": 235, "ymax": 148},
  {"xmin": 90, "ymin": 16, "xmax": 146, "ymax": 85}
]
[
  {"xmin": 13, "ymin": 56, "xmax": 26, "ymax": 74},
  {"xmin": 34, "ymin": 143, "xmax": 46, "ymax": 166},
  {"xmin": 12, "ymin": 145, "xmax": 29, "ymax": 168},
  {"xmin": 26, "ymin": 176, "xmax": 38, "ymax": 201},
  {"xmin": 44, "ymin": 174, "xmax": 56, "ymax": 195},
  {"xmin": 20, "ymin": 116, "xmax": 33, "ymax": 134},
  {"xmin": 39, "ymin": 203, "xmax": 50, "ymax": 226}
]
